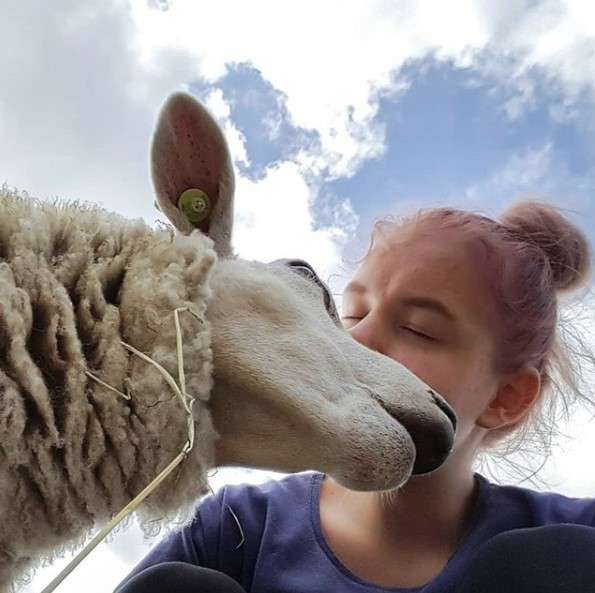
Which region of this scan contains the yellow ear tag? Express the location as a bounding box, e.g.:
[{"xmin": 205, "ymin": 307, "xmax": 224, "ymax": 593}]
[{"xmin": 178, "ymin": 188, "xmax": 211, "ymax": 224}]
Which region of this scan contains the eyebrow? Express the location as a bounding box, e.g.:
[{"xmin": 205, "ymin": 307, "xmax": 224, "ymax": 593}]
[
  {"xmin": 400, "ymin": 296, "xmax": 458, "ymax": 323},
  {"xmin": 343, "ymin": 282, "xmax": 458, "ymax": 323}
]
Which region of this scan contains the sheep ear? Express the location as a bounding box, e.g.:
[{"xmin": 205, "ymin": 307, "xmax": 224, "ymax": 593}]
[{"xmin": 150, "ymin": 92, "xmax": 235, "ymax": 257}]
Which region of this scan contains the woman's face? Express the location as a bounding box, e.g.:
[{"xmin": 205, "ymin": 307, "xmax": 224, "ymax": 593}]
[{"xmin": 341, "ymin": 227, "xmax": 502, "ymax": 452}]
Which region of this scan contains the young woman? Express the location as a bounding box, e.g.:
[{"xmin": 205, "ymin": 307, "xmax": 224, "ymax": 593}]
[{"xmin": 116, "ymin": 200, "xmax": 595, "ymax": 593}]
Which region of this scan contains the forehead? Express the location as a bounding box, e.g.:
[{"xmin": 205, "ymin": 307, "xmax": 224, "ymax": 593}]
[{"xmin": 351, "ymin": 229, "xmax": 496, "ymax": 328}]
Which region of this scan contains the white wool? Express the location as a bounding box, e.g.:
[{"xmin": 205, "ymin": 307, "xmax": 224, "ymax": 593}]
[{"xmin": 0, "ymin": 189, "xmax": 219, "ymax": 591}]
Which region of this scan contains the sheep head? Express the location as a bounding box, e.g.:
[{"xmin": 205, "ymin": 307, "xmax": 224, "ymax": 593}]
[{"xmin": 149, "ymin": 92, "xmax": 457, "ymax": 492}]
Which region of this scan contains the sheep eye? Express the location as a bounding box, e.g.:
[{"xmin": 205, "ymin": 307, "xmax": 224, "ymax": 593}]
[{"xmin": 269, "ymin": 258, "xmax": 341, "ymax": 325}]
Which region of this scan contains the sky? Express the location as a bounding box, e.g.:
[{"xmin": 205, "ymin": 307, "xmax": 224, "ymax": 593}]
[{"xmin": 2, "ymin": 0, "xmax": 595, "ymax": 591}]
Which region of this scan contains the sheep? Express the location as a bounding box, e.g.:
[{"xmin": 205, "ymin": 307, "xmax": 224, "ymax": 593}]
[{"xmin": 0, "ymin": 92, "xmax": 456, "ymax": 591}]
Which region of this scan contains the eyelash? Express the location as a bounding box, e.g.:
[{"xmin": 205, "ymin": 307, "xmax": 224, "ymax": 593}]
[
  {"xmin": 403, "ymin": 327, "xmax": 435, "ymax": 341},
  {"xmin": 341, "ymin": 317, "xmax": 435, "ymax": 341}
]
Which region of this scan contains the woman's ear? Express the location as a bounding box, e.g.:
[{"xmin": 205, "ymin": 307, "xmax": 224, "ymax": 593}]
[
  {"xmin": 476, "ymin": 367, "xmax": 541, "ymax": 430},
  {"xmin": 150, "ymin": 92, "xmax": 235, "ymax": 258}
]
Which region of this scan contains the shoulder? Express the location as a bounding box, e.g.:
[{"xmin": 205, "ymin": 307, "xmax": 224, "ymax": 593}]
[
  {"xmin": 210, "ymin": 470, "xmax": 318, "ymax": 530},
  {"xmin": 120, "ymin": 471, "xmax": 320, "ymax": 588},
  {"xmin": 196, "ymin": 469, "xmax": 319, "ymax": 546},
  {"xmin": 194, "ymin": 470, "xmax": 319, "ymax": 583},
  {"xmin": 478, "ymin": 474, "xmax": 595, "ymax": 527},
  {"xmin": 219, "ymin": 469, "xmax": 318, "ymax": 509}
]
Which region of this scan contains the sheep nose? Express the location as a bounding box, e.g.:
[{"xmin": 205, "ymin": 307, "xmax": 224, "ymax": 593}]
[
  {"xmin": 431, "ymin": 392, "xmax": 457, "ymax": 434},
  {"xmin": 397, "ymin": 394, "xmax": 457, "ymax": 475},
  {"xmin": 407, "ymin": 418, "xmax": 455, "ymax": 475}
]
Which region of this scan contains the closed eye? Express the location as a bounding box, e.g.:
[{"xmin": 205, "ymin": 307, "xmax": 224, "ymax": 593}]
[
  {"xmin": 342, "ymin": 317, "xmax": 435, "ymax": 340},
  {"xmin": 276, "ymin": 259, "xmax": 341, "ymax": 324},
  {"xmin": 402, "ymin": 327, "xmax": 435, "ymax": 341}
]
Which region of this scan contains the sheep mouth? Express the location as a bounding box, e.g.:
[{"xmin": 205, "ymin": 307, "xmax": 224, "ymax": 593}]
[{"xmin": 371, "ymin": 394, "xmax": 456, "ymax": 475}]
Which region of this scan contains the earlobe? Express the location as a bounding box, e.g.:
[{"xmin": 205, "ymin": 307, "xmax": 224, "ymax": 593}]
[{"xmin": 476, "ymin": 367, "xmax": 541, "ymax": 431}]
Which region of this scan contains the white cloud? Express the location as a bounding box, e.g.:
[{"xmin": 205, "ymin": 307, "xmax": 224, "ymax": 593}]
[
  {"xmin": 462, "ymin": 142, "xmax": 595, "ymax": 228},
  {"xmin": 0, "ymin": 0, "xmax": 199, "ymax": 222},
  {"xmin": 233, "ymin": 160, "xmax": 350, "ymax": 279},
  {"xmin": 502, "ymin": 78, "xmax": 537, "ymax": 121},
  {"xmin": 470, "ymin": 1, "xmax": 595, "ymax": 118},
  {"xmin": 202, "ymin": 88, "xmax": 250, "ymax": 169},
  {"xmin": 465, "ymin": 143, "xmax": 555, "ymax": 204},
  {"xmin": 20, "ymin": 544, "xmax": 131, "ymax": 593}
]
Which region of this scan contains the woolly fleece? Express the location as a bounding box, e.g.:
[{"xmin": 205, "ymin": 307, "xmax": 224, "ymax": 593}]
[{"xmin": 0, "ymin": 188, "xmax": 218, "ymax": 590}]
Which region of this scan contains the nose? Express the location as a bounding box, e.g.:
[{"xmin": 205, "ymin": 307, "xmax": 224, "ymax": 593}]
[
  {"xmin": 371, "ymin": 387, "xmax": 457, "ymax": 475},
  {"xmin": 398, "ymin": 393, "xmax": 457, "ymax": 475},
  {"xmin": 348, "ymin": 316, "xmax": 387, "ymax": 357},
  {"xmin": 430, "ymin": 391, "xmax": 457, "ymax": 434}
]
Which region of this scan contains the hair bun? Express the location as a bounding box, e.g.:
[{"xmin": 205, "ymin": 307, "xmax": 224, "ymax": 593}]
[{"xmin": 500, "ymin": 200, "xmax": 592, "ymax": 293}]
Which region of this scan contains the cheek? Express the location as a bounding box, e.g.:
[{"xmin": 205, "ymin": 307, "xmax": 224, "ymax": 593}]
[
  {"xmin": 387, "ymin": 346, "xmax": 451, "ymax": 399},
  {"xmin": 441, "ymin": 365, "xmax": 498, "ymax": 431},
  {"xmin": 397, "ymin": 353, "xmax": 488, "ymax": 422},
  {"xmin": 385, "ymin": 337, "xmax": 497, "ymax": 419}
]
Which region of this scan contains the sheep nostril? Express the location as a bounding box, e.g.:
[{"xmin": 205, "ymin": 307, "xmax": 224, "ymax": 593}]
[
  {"xmin": 371, "ymin": 391, "xmax": 455, "ymax": 475},
  {"xmin": 430, "ymin": 391, "xmax": 457, "ymax": 434}
]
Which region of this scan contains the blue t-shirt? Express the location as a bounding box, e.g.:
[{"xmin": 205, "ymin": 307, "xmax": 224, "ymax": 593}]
[{"xmin": 119, "ymin": 471, "xmax": 595, "ymax": 592}]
